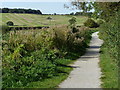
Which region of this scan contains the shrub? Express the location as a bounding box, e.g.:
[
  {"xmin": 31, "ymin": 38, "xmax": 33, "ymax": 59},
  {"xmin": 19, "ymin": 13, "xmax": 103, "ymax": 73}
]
[
  {"xmin": 6, "ymin": 21, "xmax": 14, "ymax": 26},
  {"xmin": 2, "ymin": 49, "xmax": 57, "ymax": 87},
  {"xmin": 99, "ymin": 14, "xmax": 119, "ymax": 61},
  {"xmin": 84, "ymin": 18, "xmax": 99, "ymax": 28},
  {"xmin": 72, "ymin": 27, "xmax": 79, "ymax": 33},
  {"xmin": 1, "ymin": 25, "xmax": 10, "ymax": 34},
  {"xmin": 50, "ymin": 25, "xmax": 90, "ymax": 53},
  {"xmin": 68, "ymin": 17, "xmax": 76, "ymax": 28},
  {"xmin": 47, "ymin": 17, "xmax": 52, "ymax": 20}
]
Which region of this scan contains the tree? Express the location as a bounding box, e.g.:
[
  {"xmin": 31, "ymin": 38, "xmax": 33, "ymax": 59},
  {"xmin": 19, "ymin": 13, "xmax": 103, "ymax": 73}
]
[
  {"xmin": 2, "ymin": 8, "xmax": 9, "ymax": 13},
  {"xmin": 69, "ymin": 17, "xmax": 76, "ymax": 28},
  {"xmin": 93, "ymin": 2, "xmax": 120, "ymax": 21},
  {"xmin": 54, "ymin": 13, "xmax": 57, "ymax": 15},
  {"xmin": 64, "ymin": 1, "xmax": 93, "ymax": 14},
  {"xmin": 70, "ymin": 12, "xmax": 74, "ymax": 15}
]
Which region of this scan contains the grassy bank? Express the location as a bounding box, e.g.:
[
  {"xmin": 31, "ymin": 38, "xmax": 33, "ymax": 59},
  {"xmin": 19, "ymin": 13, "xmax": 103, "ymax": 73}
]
[{"xmin": 100, "ymin": 44, "xmax": 118, "ymax": 88}]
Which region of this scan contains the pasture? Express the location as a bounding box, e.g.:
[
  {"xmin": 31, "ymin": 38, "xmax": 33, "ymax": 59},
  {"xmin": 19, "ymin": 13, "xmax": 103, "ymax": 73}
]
[{"xmin": 1, "ymin": 13, "xmax": 88, "ymax": 27}]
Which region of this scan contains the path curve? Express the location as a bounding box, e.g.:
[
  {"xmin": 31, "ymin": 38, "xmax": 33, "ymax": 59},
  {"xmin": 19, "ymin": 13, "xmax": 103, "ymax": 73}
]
[{"xmin": 59, "ymin": 32, "xmax": 103, "ymax": 88}]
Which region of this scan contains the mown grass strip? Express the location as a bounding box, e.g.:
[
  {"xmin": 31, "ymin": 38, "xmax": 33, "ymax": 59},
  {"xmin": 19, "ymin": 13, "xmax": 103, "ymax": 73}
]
[
  {"xmin": 1, "ymin": 13, "xmax": 88, "ymax": 27},
  {"xmin": 5, "ymin": 13, "xmax": 28, "ymax": 26}
]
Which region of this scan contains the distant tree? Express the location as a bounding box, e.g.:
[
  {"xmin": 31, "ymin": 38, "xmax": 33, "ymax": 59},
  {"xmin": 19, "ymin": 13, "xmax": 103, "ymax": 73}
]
[
  {"xmin": 75, "ymin": 12, "xmax": 83, "ymax": 15},
  {"xmin": 0, "ymin": 8, "xmax": 2, "ymax": 13},
  {"xmin": 47, "ymin": 17, "xmax": 52, "ymax": 20},
  {"xmin": 2, "ymin": 8, "xmax": 9, "ymax": 13},
  {"xmin": 54, "ymin": 13, "xmax": 57, "ymax": 15},
  {"xmin": 70, "ymin": 12, "xmax": 74, "ymax": 15},
  {"xmin": 36, "ymin": 10, "xmax": 42, "ymax": 14}
]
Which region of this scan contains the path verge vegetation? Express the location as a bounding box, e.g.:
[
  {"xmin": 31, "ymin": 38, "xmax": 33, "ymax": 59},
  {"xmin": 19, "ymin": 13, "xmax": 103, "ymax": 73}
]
[
  {"xmin": 2, "ymin": 25, "xmax": 93, "ymax": 88},
  {"xmin": 100, "ymin": 44, "xmax": 118, "ymax": 88},
  {"xmin": 98, "ymin": 6, "xmax": 119, "ymax": 88}
]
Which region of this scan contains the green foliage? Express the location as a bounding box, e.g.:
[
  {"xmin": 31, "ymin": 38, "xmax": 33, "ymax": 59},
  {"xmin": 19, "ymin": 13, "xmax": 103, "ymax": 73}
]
[
  {"xmin": 6, "ymin": 21, "xmax": 14, "ymax": 26},
  {"xmin": 68, "ymin": 17, "xmax": 76, "ymax": 28},
  {"xmin": 99, "ymin": 13, "xmax": 119, "ymax": 62},
  {"xmin": 97, "ymin": 19, "xmax": 104, "ymax": 25},
  {"xmin": 98, "ymin": 8, "xmax": 119, "ymax": 88},
  {"xmin": 84, "ymin": 18, "xmax": 99, "ymax": 28},
  {"xmin": 93, "ymin": 2, "xmax": 120, "ymax": 21},
  {"xmin": 47, "ymin": 17, "xmax": 52, "ymax": 20},
  {"xmin": 3, "ymin": 51, "xmax": 56, "ymax": 87},
  {"xmin": 1, "ymin": 25, "xmax": 10, "ymax": 34},
  {"xmin": 75, "ymin": 12, "xmax": 93, "ymax": 17},
  {"xmin": 2, "ymin": 25, "xmax": 92, "ymax": 88},
  {"xmin": 70, "ymin": 12, "xmax": 74, "ymax": 15},
  {"xmin": 51, "ymin": 25, "xmax": 90, "ymax": 53},
  {"xmin": 68, "ymin": 2, "xmax": 93, "ymax": 13},
  {"xmin": 100, "ymin": 45, "xmax": 118, "ymax": 88}
]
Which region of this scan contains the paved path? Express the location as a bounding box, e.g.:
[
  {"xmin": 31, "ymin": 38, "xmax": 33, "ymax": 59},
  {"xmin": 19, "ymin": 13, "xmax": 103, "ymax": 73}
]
[{"xmin": 59, "ymin": 32, "xmax": 103, "ymax": 88}]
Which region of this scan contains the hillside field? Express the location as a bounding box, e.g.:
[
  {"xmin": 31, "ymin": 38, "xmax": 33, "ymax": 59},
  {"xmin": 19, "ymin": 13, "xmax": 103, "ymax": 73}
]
[{"xmin": 0, "ymin": 13, "xmax": 88, "ymax": 27}]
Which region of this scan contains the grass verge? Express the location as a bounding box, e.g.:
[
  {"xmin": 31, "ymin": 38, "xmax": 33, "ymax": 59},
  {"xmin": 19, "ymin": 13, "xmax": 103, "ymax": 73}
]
[{"xmin": 99, "ymin": 44, "xmax": 118, "ymax": 88}]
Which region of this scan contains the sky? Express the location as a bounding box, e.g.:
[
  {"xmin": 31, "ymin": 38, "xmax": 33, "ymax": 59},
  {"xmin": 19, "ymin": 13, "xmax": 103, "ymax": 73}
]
[{"xmin": 1, "ymin": 0, "xmax": 81, "ymax": 14}]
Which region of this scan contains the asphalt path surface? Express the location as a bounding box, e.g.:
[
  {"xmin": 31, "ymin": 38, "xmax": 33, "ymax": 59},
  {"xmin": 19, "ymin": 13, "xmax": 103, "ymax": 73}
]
[{"xmin": 59, "ymin": 32, "xmax": 103, "ymax": 88}]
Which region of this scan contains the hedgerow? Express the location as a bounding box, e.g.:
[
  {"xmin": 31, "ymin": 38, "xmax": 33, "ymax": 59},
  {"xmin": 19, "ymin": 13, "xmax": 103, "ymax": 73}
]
[{"xmin": 2, "ymin": 25, "xmax": 92, "ymax": 88}]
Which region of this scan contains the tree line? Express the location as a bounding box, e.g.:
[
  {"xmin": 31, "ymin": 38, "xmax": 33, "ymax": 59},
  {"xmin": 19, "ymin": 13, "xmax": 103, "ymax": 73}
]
[
  {"xmin": 70, "ymin": 12, "xmax": 93, "ymax": 17},
  {"xmin": 0, "ymin": 8, "xmax": 42, "ymax": 14}
]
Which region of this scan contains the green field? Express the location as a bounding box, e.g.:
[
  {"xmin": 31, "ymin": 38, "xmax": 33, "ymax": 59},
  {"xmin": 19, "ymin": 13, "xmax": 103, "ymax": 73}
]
[{"xmin": 1, "ymin": 13, "xmax": 88, "ymax": 27}]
